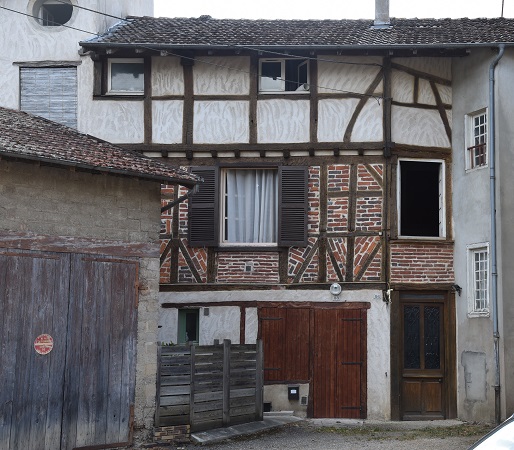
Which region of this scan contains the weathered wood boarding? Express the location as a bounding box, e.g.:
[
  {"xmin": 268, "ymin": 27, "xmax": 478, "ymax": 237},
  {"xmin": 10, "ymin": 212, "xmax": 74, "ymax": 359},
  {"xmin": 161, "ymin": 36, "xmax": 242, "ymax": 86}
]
[{"xmin": 155, "ymin": 341, "xmax": 263, "ymax": 431}]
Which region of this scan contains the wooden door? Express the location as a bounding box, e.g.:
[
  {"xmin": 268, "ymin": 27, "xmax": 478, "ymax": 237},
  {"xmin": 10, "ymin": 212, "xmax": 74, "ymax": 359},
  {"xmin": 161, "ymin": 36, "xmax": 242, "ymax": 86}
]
[
  {"xmin": 61, "ymin": 255, "xmax": 138, "ymax": 449},
  {"xmin": 400, "ymin": 294, "xmax": 445, "ymax": 420},
  {"xmin": 312, "ymin": 309, "xmax": 367, "ymax": 418},
  {"xmin": 0, "ymin": 250, "xmax": 138, "ymax": 450},
  {"xmin": 0, "ymin": 250, "xmax": 70, "ymax": 450}
]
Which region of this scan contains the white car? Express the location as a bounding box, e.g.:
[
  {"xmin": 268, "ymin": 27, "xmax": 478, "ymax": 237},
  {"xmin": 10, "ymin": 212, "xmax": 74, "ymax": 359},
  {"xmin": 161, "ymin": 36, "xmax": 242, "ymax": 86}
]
[{"xmin": 469, "ymin": 415, "xmax": 514, "ymax": 449}]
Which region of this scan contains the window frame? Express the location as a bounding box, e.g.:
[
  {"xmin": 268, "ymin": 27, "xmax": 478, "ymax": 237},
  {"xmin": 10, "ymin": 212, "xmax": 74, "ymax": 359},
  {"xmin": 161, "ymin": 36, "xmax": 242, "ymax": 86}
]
[
  {"xmin": 397, "ymin": 158, "xmax": 446, "ymax": 240},
  {"xmin": 467, "ymin": 243, "xmax": 490, "ymax": 318},
  {"xmin": 106, "ymin": 58, "xmax": 145, "ymax": 95},
  {"xmin": 220, "ymin": 167, "xmax": 279, "ymax": 247},
  {"xmin": 465, "ymin": 108, "xmax": 488, "ymax": 171},
  {"xmin": 258, "ymin": 58, "xmax": 310, "ymax": 94},
  {"xmin": 32, "ymin": 0, "xmax": 74, "ymax": 27}
]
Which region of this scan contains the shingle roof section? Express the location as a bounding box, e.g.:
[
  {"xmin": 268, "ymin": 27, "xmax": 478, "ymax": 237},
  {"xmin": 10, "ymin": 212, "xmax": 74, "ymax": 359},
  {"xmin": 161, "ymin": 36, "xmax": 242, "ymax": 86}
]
[
  {"xmin": 81, "ymin": 16, "xmax": 514, "ymax": 49},
  {"xmin": 0, "ymin": 107, "xmax": 198, "ymax": 186}
]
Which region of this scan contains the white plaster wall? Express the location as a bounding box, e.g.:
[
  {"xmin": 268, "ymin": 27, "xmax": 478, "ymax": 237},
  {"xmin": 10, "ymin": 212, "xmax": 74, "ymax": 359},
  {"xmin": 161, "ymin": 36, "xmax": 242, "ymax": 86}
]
[
  {"xmin": 257, "ymin": 100, "xmax": 310, "ymax": 143},
  {"xmin": 159, "ymin": 289, "xmax": 391, "ymax": 419},
  {"xmin": 352, "ymin": 99, "xmax": 383, "ymax": 142},
  {"xmin": 393, "ymin": 57, "xmax": 451, "ymax": 80},
  {"xmin": 81, "ymin": 98, "xmax": 145, "ymax": 143},
  {"xmin": 152, "ymin": 100, "xmax": 183, "ymax": 144},
  {"xmin": 194, "ymin": 101, "xmax": 249, "ymax": 143},
  {"xmin": 158, "ymin": 308, "xmax": 179, "ymax": 344},
  {"xmin": 193, "ymin": 56, "xmax": 250, "ymax": 95},
  {"xmin": 391, "ymin": 70, "xmax": 414, "ymax": 104},
  {"xmin": 264, "ymin": 383, "xmax": 309, "ymax": 417},
  {"xmin": 200, "ymin": 306, "xmax": 241, "ymax": 345},
  {"xmin": 317, "ymin": 98, "xmax": 360, "ymax": 142},
  {"xmin": 392, "ymin": 106, "xmax": 450, "ymax": 147},
  {"xmin": 245, "ymin": 307, "xmax": 258, "ymax": 344},
  {"xmin": 151, "ymin": 56, "xmax": 184, "ymax": 96},
  {"xmin": 418, "ymin": 79, "xmax": 437, "ymax": 105},
  {"xmin": 317, "ymin": 56, "xmax": 383, "ymax": 95}
]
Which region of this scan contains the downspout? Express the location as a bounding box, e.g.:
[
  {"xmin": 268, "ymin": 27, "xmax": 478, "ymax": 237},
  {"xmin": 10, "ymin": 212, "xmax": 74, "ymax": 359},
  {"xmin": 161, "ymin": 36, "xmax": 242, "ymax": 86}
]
[{"xmin": 489, "ymin": 43, "xmax": 505, "ymax": 425}]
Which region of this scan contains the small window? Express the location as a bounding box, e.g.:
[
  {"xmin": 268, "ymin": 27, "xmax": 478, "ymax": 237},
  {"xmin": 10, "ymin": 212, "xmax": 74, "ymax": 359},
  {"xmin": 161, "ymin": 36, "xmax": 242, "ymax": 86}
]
[
  {"xmin": 221, "ymin": 168, "xmax": 278, "ymax": 245},
  {"xmin": 398, "ymin": 160, "xmax": 445, "ymax": 238},
  {"xmin": 467, "ymin": 244, "xmax": 489, "ymax": 317},
  {"xmin": 33, "ymin": 0, "xmax": 73, "ymax": 26},
  {"xmin": 107, "ymin": 59, "xmax": 144, "ymax": 94},
  {"xmin": 259, "ymin": 58, "xmax": 309, "ymax": 93},
  {"xmin": 466, "ymin": 109, "xmax": 487, "ymax": 170},
  {"xmin": 178, "ymin": 309, "xmax": 199, "ymax": 344}
]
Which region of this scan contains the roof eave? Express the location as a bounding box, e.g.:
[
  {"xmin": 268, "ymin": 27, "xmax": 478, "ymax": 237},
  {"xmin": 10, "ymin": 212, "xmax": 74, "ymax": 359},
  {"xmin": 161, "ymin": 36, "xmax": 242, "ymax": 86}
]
[
  {"xmin": 79, "ymin": 41, "xmax": 514, "ymax": 52},
  {"xmin": 0, "ymin": 150, "xmax": 198, "ymax": 188}
]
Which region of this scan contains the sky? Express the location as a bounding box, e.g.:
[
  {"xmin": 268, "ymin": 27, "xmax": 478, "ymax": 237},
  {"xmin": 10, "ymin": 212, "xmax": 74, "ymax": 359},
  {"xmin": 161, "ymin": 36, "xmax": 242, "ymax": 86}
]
[{"xmin": 154, "ymin": 0, "xmax": 512, "ymax": 20}]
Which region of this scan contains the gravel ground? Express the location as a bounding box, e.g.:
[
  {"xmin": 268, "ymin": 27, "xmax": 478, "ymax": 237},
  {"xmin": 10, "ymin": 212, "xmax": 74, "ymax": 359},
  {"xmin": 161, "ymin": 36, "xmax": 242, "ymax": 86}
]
[{"xmin": 172, "ymin": 421, "xmax": 493, "ymax": 450}]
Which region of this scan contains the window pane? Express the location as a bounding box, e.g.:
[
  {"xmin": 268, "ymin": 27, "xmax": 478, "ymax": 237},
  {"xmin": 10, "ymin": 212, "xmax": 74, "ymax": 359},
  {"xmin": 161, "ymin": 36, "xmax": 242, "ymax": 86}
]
[
  {"xmin": 260, "ymin": 61, "xmax": 283, "ymax": 91},
  {"xmin": 473, "ymin": 249, "xmax": 488, "ymax": 311},
  {"xmin": 111, "ymin": 62, "xmax": 144, "ymax": 92},
  {"xmin": 403, "ymin": 306, "xmax": 420, "ymax": 369},
  {"xmin": 224, "ymin": 169, "xmax": 278, "ymax": 243},
  {"xmin": 424, "ymin": 306, "xmax": 441, "ymax": 369}
]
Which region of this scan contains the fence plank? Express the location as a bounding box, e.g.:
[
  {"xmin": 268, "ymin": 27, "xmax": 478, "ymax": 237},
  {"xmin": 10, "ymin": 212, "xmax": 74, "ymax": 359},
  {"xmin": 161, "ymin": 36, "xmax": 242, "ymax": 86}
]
[{"xmin": 155, "ymin": 340, "xmax": 263, "ymax": 429}]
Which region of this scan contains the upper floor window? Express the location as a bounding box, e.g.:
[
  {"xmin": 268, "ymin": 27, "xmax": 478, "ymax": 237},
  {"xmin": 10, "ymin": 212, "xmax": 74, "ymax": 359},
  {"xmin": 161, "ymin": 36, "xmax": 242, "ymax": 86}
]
[
  {"xmin": 467, "ymin": 243, "xmax": 489, "ymax": 317},
  {"xmin": 466, "ymin": 109, "xmax": 487, "ymax": 170},
  {"xmin": 33, "ymin": 0, "xmax": 73, "ymax": 27},
  {"xmin": 398, "ymin": 159, "xmax": 445, "ymax": 238},
  {"xmin": 107, "ymin": 59, "xmax": 144, "ymax": 95},
  {"xmin": 259, "ymin": 58, "xmax": 309, "ymax": 93},
  {"xmin": 188, "ymin": 166, "xmax": 308, "ymax": 248}
]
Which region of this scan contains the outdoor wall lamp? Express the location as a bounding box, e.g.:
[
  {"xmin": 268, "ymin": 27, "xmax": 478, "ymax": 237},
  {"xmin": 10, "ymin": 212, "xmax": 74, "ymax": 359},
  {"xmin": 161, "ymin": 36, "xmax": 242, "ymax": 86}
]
[{"xmin": 452, "ymin": 284, "xmax": 462, "ymax": 296}]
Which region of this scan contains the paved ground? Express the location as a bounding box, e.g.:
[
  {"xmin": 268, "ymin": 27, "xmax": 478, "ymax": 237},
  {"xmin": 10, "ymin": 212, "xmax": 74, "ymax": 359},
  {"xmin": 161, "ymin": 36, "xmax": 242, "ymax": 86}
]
[{"xmin": 154, "ymin": 417, "xmax": 494, "ymax": 450}]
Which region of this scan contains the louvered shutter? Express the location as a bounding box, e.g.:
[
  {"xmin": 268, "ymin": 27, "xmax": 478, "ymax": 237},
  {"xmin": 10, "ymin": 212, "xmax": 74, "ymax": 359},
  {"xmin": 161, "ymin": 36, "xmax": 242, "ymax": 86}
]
[
  {"xmin": 20, "ymin": 67, "xmax": 77, "ymax": 128},
  {"xmin": 188, "ymin": 167, "xmax": 219, "ymax": 247},
  {"xmin": 278, "ymin": 166, "xmax": 308, "ymax": 247}
]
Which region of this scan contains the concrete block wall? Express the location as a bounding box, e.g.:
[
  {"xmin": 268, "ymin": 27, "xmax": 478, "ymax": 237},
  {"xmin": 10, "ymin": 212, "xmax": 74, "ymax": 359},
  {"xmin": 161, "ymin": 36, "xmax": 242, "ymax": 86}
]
[{"xmin": 0, "ymin": 160, "xmax": 161, "ymax": 243}]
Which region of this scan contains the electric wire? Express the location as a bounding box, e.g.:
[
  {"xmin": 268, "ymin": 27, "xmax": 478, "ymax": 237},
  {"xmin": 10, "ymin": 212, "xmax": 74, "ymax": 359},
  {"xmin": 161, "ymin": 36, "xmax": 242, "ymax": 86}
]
[{"xmin": 0, "ymin": 4, "xmax": 383, "ymax": 102}]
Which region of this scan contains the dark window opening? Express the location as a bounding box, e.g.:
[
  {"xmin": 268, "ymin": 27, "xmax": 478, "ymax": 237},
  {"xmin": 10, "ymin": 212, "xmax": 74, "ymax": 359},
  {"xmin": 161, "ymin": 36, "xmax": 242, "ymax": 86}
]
[
  {"xmin": 400, "ymin": 161, "xmax": 442, "ymax": 237},
  {"xmin": 36, "ymin": 1, "xmax": 73, "ymax": 26},
  {"xmin": 259, "ymin": 59, "xmax": 309, "ymax": 92},
  {"xmin": 178, "ymin": 309, "xmax": 199, "ymax": 344}
]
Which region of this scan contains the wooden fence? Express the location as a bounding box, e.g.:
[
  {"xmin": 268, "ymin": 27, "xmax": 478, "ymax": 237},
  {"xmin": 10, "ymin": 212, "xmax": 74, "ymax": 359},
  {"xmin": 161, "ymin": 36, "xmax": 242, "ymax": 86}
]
[{"xmin": 155, "ymin": 340, "xmax": 263, "ymax": 431}]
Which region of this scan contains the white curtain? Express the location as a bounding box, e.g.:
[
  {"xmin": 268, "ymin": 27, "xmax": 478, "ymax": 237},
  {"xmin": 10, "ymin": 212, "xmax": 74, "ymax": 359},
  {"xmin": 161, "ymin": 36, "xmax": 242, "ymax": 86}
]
[{"xmin": 225, "ymin": 169, "xmax": 278, "ymax": 243}]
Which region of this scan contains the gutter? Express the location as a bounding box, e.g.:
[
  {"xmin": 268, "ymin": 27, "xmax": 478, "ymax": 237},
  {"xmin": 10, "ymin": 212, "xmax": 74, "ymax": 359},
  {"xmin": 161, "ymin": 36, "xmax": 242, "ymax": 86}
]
[
  {"xmin": 489, "ymin": 43, "xmax": 505, "ymax": 425},
  {"xmin": 161, "ymin": 182, "xmax": 201, "ymax": 213}
]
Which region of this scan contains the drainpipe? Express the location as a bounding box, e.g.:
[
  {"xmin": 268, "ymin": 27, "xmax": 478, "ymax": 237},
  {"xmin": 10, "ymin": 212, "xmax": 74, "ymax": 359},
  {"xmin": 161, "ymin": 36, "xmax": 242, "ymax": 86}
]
[{"xmin": 489, "ymin": 43, "xmax": 505, "ymax": 425}]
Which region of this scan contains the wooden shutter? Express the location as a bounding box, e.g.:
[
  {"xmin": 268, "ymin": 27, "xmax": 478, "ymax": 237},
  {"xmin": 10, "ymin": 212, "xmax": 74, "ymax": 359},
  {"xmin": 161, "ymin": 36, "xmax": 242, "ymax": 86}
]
[
  {"xmin": 188, "ymin": 167, "xmax": 219, "ymax": 247},
  {"xmin": 20, "ymin": 67, "xmax": 77, "ymax": 128},
  {"xmin": 278, "ymin": 166, "xmax": 308, "ymax": 247}
]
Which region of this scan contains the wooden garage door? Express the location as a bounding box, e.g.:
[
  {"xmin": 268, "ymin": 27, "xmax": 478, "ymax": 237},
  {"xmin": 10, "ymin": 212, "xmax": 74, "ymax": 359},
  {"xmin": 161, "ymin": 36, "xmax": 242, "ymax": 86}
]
[
  {"xmin": 312, "ymin": 308, "xmax": 367, "ymax": 418},
  {"xmin": 0, "ymin": 250, "xmax": 138, "ymax": 450}
]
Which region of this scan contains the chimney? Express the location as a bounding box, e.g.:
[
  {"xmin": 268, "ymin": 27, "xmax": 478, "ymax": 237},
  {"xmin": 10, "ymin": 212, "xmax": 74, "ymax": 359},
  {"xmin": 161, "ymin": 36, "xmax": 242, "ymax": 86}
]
[{"xmin": 374, "ymin": 0, "xmax": 391, "ymax": 28}]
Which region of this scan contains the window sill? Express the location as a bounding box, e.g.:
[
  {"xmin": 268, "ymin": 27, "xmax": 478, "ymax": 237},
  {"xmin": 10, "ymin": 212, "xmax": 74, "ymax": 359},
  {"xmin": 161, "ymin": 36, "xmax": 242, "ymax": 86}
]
[
  {"xmin": 465, "ymin": 165, "xmax": 488, "ymax": 173},
  {"xmin": 93, "ymin": 94, "xmax": 144, "ymax": 101},
  {"xmin": 215, "ymin": 245, "xmax": 282, "ymax": 252},
  {"xmin": 467, "ymin": 311, "xmax": 490, "ymax": 318}
]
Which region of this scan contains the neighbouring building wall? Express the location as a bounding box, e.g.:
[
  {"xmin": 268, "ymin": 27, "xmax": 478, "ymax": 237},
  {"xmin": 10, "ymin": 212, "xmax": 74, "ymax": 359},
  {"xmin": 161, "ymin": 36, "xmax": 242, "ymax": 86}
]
[
  {"xmin": 452, "ymin": 48, "xmax": 497, "ymax": 422},
  {"xmin": 0, "ymin": 0, "xmax": 151, "ymax": 113},
  {"xmin": 0, "ymin": 159, "xmax": 162, "ymax": 432},
  {"xmin": 495, "ymin": 50, "xmax": 514, "ymax": 418}
]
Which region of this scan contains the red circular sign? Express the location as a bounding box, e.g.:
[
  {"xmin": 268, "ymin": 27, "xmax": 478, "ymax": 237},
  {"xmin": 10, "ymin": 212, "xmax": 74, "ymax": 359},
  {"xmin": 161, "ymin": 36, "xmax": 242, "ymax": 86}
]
[{"xmin": 34, "ymin": 334, "xmax": 54, "ymax": 355}]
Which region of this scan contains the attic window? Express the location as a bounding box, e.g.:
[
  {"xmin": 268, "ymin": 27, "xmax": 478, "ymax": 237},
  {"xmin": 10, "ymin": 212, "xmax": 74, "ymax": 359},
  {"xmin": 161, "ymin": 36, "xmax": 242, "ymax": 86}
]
[
  {"xmin": 107, "ymin": 59, "xmax": 144, "ymax": 94},
  {"xmin": 259, "ymin": 58, "xmax": 309, "ymax": 93},
  {"xmin": 34, "ymin": 0, "xmax": 73, "ymax": 27}
]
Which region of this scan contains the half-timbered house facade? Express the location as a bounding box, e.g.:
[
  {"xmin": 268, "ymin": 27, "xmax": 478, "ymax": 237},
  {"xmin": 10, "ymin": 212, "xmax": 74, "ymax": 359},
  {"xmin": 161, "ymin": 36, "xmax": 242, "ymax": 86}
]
[{"xmin": 77, "ymin": 14, "xmax": 467, "ymax": 422}]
